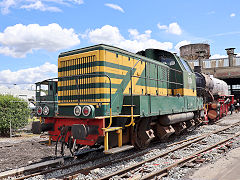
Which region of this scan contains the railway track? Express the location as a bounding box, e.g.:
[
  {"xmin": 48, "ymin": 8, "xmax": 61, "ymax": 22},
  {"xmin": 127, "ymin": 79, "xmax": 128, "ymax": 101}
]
[
  {"xmin": 98, "ymin": 123, "xmax": 240, "ymax": 180},
  {"xmin": 0, "ymin": 131, "xmax": 208, "ymax": 179},
  {"xmin": 139, "ymin": 133, "xmax": 239, "ymax": 180},
  {"xmin": 1, "ymin": 122, "xmax": 239, "ymax": 180},
  {"xmin": 66, "ymin": 122, "xmax": 239, "ymax": 180},
  {"xmin": 0, "ymin": 147, "xmax": 103, "ymax": 180},
  {"xmin": 60, "ymin": 122, "xmax": 240, "ymax": 180}
]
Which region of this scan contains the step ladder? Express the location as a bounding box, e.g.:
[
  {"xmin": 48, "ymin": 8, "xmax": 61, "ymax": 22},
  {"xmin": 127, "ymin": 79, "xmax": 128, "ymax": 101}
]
[{"xmin": 102, "ymin": 127, "xmax": 134, "ymax": 154}]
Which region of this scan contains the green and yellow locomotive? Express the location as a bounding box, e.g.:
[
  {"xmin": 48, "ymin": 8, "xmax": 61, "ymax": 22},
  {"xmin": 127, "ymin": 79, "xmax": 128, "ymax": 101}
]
[{"xmin": 35, "ymin": 44, "xmax": 203, "ymax": 155}]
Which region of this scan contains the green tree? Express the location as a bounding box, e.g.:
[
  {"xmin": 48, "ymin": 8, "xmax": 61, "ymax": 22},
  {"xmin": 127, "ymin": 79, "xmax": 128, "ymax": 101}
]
[{"xmin": 0, "ymin": 94, "xmax": 30, "ymax": 136}]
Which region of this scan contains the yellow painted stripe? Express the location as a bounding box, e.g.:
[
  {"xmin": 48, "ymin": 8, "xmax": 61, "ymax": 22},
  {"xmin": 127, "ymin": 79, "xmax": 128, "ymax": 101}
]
[
  {"xmin": 58, "ymin": 102, "xmax": 109, "ymax": 106},
  {"xmin": 58, "ymin": 88, "xmax": 117, "ymax": 96},
  {"xmin": 58, "ymin": 98, "xmax": 110, "ymax": 106},
  {"xmin": 174, "ymin": 88, "xmax": 196, "ymax": 96},
  {"xmin": 130, "ymin": 85, "xmax": 168, "ymax": 96},
  {"xmin": 98, "ymin": 66, "xmax": 128, "ymax": 75},
  {"xmin": 59, "ymin": 50, "xmax": 137, "ymax": 69},
  {"xmin": 104, "ymin": 50, "xmax": 140, "ymax": 68},
  {"xmin": 183, "ymin": 88, "xmax": 197, "ymax": 96},
  {"xmin": 59, "ymin": 66, "xmax": 128, "ymax": 77},
  {"xmin": 58, "ymin": 50, "xmax": 140, "ymax": 71},
  {"xmin": 123, "ymin": 60, "xmax": 146, "ymax": 94},
  {"xmin": 58, "ymin": 77, "xmax": 123, "ymax": 87}
]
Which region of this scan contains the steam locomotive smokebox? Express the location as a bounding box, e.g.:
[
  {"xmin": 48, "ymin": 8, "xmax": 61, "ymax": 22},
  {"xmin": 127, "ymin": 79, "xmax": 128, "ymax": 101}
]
[{"xmin": 180, "ymin": 43, "xmax": 210, "ymax": 60}]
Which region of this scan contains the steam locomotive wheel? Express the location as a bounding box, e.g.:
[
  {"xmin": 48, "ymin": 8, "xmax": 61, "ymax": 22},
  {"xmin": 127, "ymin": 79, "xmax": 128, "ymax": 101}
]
[{"xmin": 131, "ymin": 118, "xmax": 153, "ymax": 149}]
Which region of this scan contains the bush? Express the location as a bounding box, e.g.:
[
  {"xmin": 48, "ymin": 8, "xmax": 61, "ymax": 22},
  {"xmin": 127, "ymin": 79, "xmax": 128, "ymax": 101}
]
[{"xmin": 0, "ymin": 94, "xmax": 31, "ymax": 136}]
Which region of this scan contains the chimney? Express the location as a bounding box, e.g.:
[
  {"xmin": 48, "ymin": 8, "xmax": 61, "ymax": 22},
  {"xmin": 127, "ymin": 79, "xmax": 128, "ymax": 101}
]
[
  {"xmin": 225, "ymin": 48, "xmax": 235, "ymax": 67},
  {"xmin": 194, "ymin": 66, "xmax": 202, "ymax": 73},
  {"xmin": 196, "ymin": 50, "xmax": 206, "ymax": 68}
]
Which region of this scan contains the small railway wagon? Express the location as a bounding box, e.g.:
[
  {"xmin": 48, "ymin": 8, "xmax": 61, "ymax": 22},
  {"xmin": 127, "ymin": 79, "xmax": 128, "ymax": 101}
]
[{"xmin": 35, "ymin": 44, "xmax": 204, "ymax": 155}]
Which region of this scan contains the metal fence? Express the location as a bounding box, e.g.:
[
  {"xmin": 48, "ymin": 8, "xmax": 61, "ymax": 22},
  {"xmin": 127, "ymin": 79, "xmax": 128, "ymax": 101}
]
[{"xmin": 188, "ymin": 56, "xmax": 240, "ymax": 69}]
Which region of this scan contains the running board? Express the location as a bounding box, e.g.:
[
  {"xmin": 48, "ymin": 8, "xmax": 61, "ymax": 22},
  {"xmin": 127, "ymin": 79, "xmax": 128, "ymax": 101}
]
[{"xmin": 104, "ymin": 145, "xmax": 134, "ymax": 154}]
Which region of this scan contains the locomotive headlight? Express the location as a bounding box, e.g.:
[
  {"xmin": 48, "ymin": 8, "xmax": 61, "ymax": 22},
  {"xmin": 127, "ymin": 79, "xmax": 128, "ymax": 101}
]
[
  {"xmin": 37, "ymin": 106, "xmax": 42, "ymax": 115},
  {"xmin": 74, "ymin": 105, "xmax": 81, "ymax": 116},
  {"xmin": 43, "ymin": 106, "xmax": 49, "ymax": 115},
  {"xmin": 82, "ymin": 106, "xmax": 91, "ymax": 116}
]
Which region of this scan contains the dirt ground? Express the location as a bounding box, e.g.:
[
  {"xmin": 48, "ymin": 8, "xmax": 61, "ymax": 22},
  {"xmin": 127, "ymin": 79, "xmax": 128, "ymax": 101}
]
[
  {"xmin": 0, "ymin": 134, "xmax": 58, "ymax": 172},
  {"xmin": 189, "ymin": 147, "xmax": 240, "ymax": 180}
]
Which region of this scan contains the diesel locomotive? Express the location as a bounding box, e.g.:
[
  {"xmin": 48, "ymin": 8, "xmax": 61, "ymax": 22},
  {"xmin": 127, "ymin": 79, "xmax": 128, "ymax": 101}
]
[{"xmin": 34, "ymin": 44, "xmax": 230, "ymax": 155}]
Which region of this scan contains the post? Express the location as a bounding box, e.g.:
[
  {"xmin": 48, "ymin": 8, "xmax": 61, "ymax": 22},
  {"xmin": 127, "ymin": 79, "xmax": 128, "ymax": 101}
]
[
  {"xmin": 9, "ymin": 118, "xmax": 12, "ymax": 138},
  {"xmin": 48, "ymin": 136, "xmax": 52, "ymax": 145},
  {"xmin": 117, "ymin": 129, "xmax": 122, "ymax": 147},
  {"xmin": 225, "ymin": 48, "xmax": 235, "ymax": 67},
  {"xmin": 196, "ymin": 50, "xmax": 206, "ymax": 68},
  {"xmin": 104, "ymin": 131, "xmax": 109, "ymax": 151}
]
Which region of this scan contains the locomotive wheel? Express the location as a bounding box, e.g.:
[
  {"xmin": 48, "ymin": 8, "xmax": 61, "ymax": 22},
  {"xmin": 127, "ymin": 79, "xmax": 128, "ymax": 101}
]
[{"xmin": 131, "ymin": 118, "xmax": 153, "ymax": 149}]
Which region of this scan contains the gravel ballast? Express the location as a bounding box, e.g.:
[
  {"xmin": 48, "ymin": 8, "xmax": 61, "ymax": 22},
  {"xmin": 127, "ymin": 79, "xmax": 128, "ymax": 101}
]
[{"xmin": 1, "ymin": 113, "xmax": 240, "ymax": 180}]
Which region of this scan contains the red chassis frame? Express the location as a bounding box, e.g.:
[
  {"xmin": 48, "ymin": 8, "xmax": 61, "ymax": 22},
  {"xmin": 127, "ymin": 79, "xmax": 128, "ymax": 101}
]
[{"xmin": 44, "ymin": 117, "xmax": 105, "ymax": 146}]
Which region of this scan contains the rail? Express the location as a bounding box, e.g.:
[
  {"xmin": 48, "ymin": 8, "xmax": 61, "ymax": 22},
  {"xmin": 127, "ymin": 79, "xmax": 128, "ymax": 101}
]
[{"xmin": 188, "ymin": 56, "xmax": 240, "ymax": 69}]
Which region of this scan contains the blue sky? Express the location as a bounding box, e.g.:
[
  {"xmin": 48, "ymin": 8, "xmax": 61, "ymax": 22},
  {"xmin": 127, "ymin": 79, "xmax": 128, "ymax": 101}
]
[{"xmin": 0, "ymin": 0, "xmax": 240, "ymax": 87}]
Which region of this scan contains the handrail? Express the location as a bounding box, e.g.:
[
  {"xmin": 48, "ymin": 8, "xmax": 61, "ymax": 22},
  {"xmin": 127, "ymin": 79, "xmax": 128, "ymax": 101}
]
[
  {"xmin": 128, "ymin": 59, "xmax": 142, "ymax": 127},
  {"xmin": 69, "ymin": 74, "xmax": 112, "ymax": 128}
]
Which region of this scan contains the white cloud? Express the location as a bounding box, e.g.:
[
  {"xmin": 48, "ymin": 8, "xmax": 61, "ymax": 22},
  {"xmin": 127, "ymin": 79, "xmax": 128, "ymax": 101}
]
[
  {"xmin": 21, "ymin": 1, "xmax": 61, "ymax": 12},
  {"xmin": 230, "ymin": 13, "xmax": 236, "ymax": 18},
  {"xmin": 0, "ymin": 23, "xmax": 80, "ymax": 58},
  {"xmin": 157, "ymin": 22, "xmax": 182, "ymax": 35},
  {"xmin": 69, "ymin": 0, "xmax": 84, "ymax": 5},
  {"xmin": 0, "ymin": 62, "xmax": 57, "ymax": 85},
  {"xmin": 0, "ymin": 0, "xmax": 84, "ymax": 14},
  {"xmin": 168, "ymin": 23, "xmax": 182, "ymax": 35},
  {"xmin": 88, "ymin": 25, "xmax": 173, "ymax": 53},
  {"xmin": 157, "ymin": 23, "xmax": 168, "ymax": 30},
  {"xmin": 0, "ymin": 0, "xmax": 16, "ymax": 14},
  {"xmin": 210, "ymin": 54, "xmax": 227, "ymax": 59},
  {"xmin": 89, "ymin": 25, "xmax": 124, "ymax": 45},
  {"xmin": 174, "ymin": 40, "xmax": 191, "ymax": 53},
  {"xmin": 105, "ymin": 3, "xmax": 124, "ymax": 13}
]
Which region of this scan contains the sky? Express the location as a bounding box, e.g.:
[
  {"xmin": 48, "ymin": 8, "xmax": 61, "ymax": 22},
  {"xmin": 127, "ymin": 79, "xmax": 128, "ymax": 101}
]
[{"xmin": 0, "ymin": 0, "xmax": 240, "ymax": 88}]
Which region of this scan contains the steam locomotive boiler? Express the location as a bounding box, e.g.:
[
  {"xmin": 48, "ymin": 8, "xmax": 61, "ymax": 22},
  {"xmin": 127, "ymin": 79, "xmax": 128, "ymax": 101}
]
[{"xmin": 194, "ymin": 66, "xmax": 233, "ymax": 121}]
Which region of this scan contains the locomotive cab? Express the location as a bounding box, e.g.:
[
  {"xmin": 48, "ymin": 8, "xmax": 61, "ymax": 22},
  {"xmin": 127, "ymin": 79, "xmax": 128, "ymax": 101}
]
[{"xmin": 35, "ymin": 79, "xmax": 58, "ymax": 117}]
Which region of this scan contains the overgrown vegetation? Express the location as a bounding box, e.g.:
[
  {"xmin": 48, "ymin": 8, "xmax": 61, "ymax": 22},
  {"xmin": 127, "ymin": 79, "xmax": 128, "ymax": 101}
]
[{"xmin": 0, "ymin": 94, "xmax": 30, "ymax": 136}]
